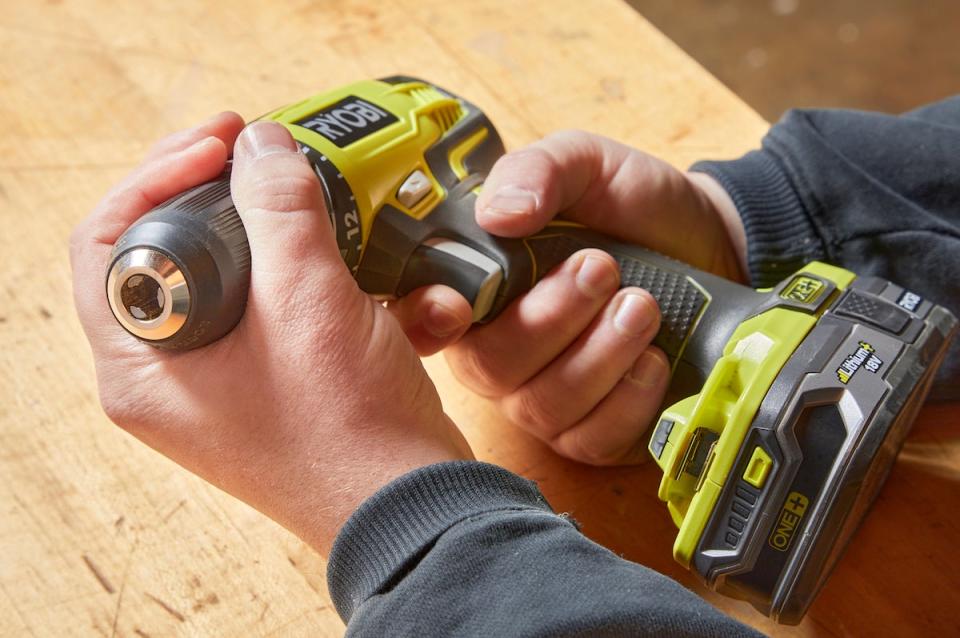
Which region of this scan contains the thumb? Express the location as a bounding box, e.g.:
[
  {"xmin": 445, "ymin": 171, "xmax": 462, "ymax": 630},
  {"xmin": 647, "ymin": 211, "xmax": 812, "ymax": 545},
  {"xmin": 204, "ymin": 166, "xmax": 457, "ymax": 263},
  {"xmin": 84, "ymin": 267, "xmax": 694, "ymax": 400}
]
[
  {"xmin": 473, "ymin": 131, "xmax": 705, "ymax": 268},
  {"xmin": 474, "ymin": 130, "xmax": 619, "ymax": 238},
  {"xmin": 231, "ymin": 122, "xmax": 358, "ymax": 309}
]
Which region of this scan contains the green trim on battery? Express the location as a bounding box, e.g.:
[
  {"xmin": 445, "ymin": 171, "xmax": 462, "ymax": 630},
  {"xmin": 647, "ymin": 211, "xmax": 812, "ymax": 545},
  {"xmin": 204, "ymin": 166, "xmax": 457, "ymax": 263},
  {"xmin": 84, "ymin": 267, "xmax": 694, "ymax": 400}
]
[{"xmin": 648, "ymin": 261, "xmax": 856, "ymax": 567}]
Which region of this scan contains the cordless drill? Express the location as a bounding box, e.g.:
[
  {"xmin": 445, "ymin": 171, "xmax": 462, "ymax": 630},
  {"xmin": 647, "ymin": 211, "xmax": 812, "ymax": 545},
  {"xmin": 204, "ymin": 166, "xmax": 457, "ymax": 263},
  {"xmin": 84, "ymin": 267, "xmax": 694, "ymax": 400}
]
[{"xmin": 105, "ymin": 77, "xmax": 957, "ymax": 624}]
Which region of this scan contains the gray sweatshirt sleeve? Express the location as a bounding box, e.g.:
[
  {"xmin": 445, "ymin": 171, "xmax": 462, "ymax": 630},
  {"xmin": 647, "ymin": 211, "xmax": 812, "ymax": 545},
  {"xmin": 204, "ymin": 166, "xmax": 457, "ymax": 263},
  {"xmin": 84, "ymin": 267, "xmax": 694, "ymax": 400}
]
[
  {"xmin": 691, "ymin": 97, "xmax": 960, "ymax": 400},
  {"xmin": 328, "ymin": 461, "xmax": 761, "ymax": 637}
]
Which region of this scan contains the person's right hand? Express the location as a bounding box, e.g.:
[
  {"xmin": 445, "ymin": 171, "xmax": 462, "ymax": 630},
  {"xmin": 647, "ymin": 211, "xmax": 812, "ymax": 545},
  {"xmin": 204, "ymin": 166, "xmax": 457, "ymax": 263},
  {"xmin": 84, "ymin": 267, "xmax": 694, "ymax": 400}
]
[{"xmin": 389, "ymin": 131, "xmax": 747, "ymax": 465}]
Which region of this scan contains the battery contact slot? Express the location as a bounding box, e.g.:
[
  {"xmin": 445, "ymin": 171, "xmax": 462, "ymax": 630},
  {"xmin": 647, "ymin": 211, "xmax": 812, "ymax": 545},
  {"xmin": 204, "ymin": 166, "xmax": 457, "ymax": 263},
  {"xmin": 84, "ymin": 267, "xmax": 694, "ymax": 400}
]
[
  {"xmin": 675, "ymin": 427, "xmax": 720, "ymax": 482},
  {"xmin": 694, "ymin": 445, "xmax": 717, "ymax": 494}
]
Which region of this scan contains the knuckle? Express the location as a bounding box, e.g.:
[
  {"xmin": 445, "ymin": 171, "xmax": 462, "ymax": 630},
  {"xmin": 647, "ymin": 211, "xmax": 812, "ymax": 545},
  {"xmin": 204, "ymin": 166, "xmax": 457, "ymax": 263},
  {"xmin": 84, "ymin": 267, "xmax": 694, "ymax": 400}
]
[
  {"xmin": 507, "ymin": 144, "xmax": 552, "ymax": 165},
  {"xmin": 542, "ymin": 129, "xmax": 604, "ymax": 160},
  {"xmin": 144, "ymin": 137, "xmax": 175, "ymax": 159},
  {"xmin": 95, "ymin": 361, "xmax": 174, "ymax": 435},
  {"xmin": 520, "ymin": 295, "xmax": 587, "ymax": 334},
  {"xmin": 554, "ymin": 426, "xmax": 626, "ymax": 466},
  {"xmin": 98, "ymin": 386, "xmax": 143, "ymax": 431},
  {"xmin": 568, "ymin": 433, "xmax": 621, "ymax": 466},
  {"xmin": 545, "ymin": 128, "xmax": 592, "ymax": 146},
  {"xmin": 445, "ymin": 343, "xmax": 513, "ymax": 397},
  {"xmin": 97, "ymin": 389, "xmax": 124, "ymax": 424},
  {"xmin": 523, "ymin": 146, "xmax": 563, "ymax": 181},
  {"xmin": 244, "ymin": 172, "xmax": 323, "ymax": 215},
  {"xmin": 144, "ymin": 129, "xmax": 195, "ymax": 160},
  {"xmin": 501, "ymin": 385, "xmax": 562, "ymax": 438},
  {"xmin": 498, "ymin": 145, "xmax": 561, "ymax": 183}
]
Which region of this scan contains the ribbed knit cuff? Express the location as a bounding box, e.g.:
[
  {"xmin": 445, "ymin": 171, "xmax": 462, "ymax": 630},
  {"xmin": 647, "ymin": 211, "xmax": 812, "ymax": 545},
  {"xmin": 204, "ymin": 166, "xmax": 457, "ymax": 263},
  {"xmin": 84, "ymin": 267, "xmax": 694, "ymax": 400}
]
[
  {"xmin": 327, "ymin": 461, "xmax": 553, "ymax": 623},
  {"xmin": 691, "ymin": 150, "xmax": 826, "ymax": 288}
]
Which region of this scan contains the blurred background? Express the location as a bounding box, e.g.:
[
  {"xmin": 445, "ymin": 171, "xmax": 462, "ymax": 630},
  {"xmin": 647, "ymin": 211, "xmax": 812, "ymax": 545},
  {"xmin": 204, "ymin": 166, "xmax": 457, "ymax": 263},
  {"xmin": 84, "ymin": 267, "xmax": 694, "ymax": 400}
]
[{"xmin": 629, "ymin": 0, "xmax": 959, "ymax": 121}]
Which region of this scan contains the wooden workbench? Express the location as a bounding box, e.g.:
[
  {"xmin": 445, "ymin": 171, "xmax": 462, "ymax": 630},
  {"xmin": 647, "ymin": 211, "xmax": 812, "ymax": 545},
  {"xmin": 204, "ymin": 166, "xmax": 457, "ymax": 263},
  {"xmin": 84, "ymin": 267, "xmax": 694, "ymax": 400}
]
[{"xmin": 1, "ymin": 1, "xmax": 957, "ymax": 636}]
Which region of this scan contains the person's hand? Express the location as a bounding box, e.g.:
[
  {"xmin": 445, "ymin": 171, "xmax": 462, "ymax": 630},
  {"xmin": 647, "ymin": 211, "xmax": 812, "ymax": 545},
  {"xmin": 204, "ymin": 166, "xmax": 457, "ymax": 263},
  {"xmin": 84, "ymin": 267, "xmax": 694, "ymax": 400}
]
[
  {"xmin": 71, "ymin": 115, "xmax": 472, "ymax": 554},
  {"xmin": 389, "ymin": 130, "xmax": 746, "ymax": 465}
]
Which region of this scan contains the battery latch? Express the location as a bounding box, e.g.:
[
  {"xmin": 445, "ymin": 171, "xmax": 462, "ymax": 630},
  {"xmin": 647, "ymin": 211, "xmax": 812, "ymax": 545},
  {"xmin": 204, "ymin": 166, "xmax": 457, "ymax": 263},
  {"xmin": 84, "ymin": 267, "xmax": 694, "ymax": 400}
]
[{"xmin": 743, "ymin": 446, "xmax": 773, "ymax": 488}]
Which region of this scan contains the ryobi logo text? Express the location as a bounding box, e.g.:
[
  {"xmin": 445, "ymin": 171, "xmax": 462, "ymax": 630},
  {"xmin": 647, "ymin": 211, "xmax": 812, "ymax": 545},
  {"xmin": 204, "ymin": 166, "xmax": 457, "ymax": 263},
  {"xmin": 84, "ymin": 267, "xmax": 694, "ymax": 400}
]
[
  {"xmin": 769, "ymin": 491, "xmax": 809, "ymax": 552},
  {"xmin": 295, "ymin": 96, "xmax": 399, "ymax": 148},
  {"xmin": 836, "ymin": 340, "xmax": 883, "ymax": 384}
]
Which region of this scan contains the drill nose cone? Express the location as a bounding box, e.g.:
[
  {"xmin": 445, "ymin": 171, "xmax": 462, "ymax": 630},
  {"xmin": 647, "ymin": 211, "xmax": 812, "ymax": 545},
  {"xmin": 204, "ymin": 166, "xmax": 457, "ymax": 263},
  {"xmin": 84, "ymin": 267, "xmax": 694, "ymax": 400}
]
[
  {"xmin": 105, "ymin": 173, "xmax": 249, "ymax": 350},
  {"xmin": 107, "ymin": 248, "xmax": 191, "ymax": 341}
]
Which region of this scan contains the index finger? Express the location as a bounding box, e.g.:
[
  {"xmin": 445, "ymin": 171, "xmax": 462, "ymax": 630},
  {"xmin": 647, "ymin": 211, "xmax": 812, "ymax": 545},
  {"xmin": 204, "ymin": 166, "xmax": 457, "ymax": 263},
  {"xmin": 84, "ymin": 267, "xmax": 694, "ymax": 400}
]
[
  {"xmin": 79, "ymin": 112, "xmax": 245, "ymax": 246},
  {"xmin": 71, "ymin": 115, "xmax": 244, "ymax": 351}
]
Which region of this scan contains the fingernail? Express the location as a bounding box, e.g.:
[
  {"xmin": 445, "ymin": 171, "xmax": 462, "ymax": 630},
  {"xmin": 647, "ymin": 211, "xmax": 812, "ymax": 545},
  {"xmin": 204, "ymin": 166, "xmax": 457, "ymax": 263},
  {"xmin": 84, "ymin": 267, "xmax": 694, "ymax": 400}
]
[
  {"xmin": 239, "ymin": 121, "xmax": 297, "ymax": 158},
  {"xmin": 483, "ymin": 185, "xmax": 539, "ymax": 216},
  {"xmin": 613, "ymin": 293, "xmax": 654, "ymax": 337},
  {"xmin": 575, "ymin": 254, "xmax": 618, "ymax": 298},
  {"xmin": 425, "ymin": 303, "xmax": 466, "ymax": 338},
  {"xmin": 629, "ymin": 350, "xmax": 664, "ymax": 387}
]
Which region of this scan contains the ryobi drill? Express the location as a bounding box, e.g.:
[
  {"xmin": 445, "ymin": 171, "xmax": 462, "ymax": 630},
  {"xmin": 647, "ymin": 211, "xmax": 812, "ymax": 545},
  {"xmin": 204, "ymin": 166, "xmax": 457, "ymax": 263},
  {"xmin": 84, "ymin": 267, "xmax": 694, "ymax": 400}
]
[{"xmin": 105, "ymin": 77, "xmax": 957, "ymax": 624}]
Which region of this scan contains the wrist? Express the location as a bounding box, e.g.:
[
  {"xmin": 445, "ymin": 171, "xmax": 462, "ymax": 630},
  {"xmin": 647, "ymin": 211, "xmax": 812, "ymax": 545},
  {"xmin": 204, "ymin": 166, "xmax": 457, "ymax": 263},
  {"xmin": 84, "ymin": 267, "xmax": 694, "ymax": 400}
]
[
  {"xmin": 307, "ymin": 447, "xmax": 474, "ymax": 556},
  {"xmin": 684, "ymin": 171, "xmax": 748, "ymax": 283},
  {"xmin": 225, "ymin": 414, "xmax": 473, "ymax": 557}
]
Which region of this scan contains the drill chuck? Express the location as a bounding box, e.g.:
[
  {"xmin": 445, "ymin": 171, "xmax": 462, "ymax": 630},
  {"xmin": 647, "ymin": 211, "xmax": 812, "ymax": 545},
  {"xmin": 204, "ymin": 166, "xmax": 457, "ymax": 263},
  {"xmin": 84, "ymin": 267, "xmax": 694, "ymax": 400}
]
[
  {"xmin": 106, "ymin": 248, "xmax": 190, "ymax": 341},
  {"xmin": 106, "ymin": 172, "xmax": 250, "ymax": 350}
]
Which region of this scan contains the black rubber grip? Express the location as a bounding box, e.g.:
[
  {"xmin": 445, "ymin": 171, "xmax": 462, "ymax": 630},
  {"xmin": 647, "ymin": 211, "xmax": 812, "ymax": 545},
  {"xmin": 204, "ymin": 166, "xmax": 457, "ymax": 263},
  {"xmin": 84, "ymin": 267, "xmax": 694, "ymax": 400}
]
[
  {"xmin": 524, "ymin": 232, "xmax": 708, "ymax": 363},
  {"xmin": 503, "ymin": 225, "xmax": 767, "ymax": 397}
]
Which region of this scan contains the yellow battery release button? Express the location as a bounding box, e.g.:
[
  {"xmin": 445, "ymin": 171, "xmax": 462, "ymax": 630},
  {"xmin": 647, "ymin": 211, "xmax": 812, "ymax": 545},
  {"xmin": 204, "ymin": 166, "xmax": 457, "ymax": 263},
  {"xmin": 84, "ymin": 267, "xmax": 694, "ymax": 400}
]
[{"xmin": 743, "ymin": 446, "xmax": 773, "ymax": 488}]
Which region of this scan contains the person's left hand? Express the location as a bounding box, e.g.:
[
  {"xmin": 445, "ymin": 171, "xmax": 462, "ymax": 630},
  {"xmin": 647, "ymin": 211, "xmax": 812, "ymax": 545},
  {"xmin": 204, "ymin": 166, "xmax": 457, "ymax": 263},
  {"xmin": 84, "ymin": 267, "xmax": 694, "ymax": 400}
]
[{"xmin": 71, "ymin": 115, "xmax": 472, "ymax": 554}]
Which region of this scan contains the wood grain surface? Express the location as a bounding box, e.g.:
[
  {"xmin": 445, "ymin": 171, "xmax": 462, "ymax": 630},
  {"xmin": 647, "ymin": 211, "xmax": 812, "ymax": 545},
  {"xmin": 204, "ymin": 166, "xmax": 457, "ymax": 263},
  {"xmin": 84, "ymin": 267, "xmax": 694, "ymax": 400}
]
[{"xmin": 1, "ymin": 1, "xmax": 956, "ymax": 636}]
